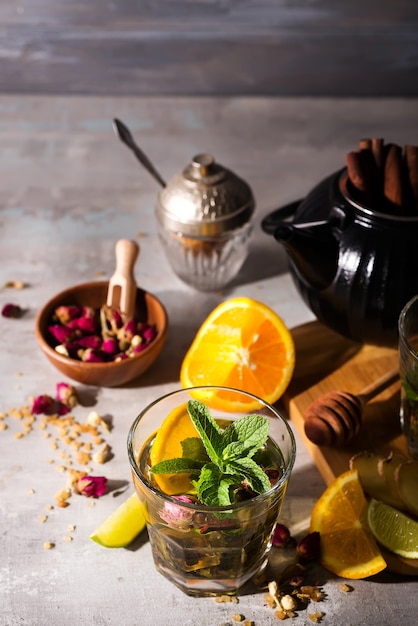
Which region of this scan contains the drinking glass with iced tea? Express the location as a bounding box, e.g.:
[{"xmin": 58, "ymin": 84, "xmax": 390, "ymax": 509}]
[{"xmin": 127, "ymin": 386, "xmax": 296, "ymax": 596}]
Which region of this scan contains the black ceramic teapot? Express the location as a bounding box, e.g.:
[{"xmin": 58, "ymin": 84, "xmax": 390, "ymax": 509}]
[{"xmin": 262, "ymin": 168, "xmax": 418, "ymax": 347}]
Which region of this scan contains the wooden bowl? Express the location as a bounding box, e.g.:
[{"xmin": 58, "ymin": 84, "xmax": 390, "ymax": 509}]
[{"xmin": 35, "ymin": 281, "xmax": 168, "ymax": 387}]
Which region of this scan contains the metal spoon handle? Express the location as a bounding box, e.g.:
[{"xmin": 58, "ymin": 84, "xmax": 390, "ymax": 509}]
[{"xmin": 112, "ymin": 118, "xmax": 166, "ymax": 188}]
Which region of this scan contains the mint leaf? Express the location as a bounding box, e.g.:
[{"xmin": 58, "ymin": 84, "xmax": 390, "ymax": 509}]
[
  {"xmin": 221, "ymin": 441, "xmax": 246, "ymax": 462},
  {"xmin": 150, "ymin": 457, "xmax": 204, "ymax": 475},
  {"xmin": 195, "ymin": 464, "xmax": 239, "ymax": 506},
  {"xmin": 223, "ymin": 414, "xmax": 269, "ymax": 457},
  {"xmin": 225, "ymin": 457, "xmax": 271, "ymax": 494},
  {"xmin": 187, "ymin": 400, "xmax": 224, "ymax": 463},
  {"xmin": 181, "ymin": 437, "xmax": 210, "ymax": 463}
]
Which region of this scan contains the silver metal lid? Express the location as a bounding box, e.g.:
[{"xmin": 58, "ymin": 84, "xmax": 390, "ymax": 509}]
[{"xmin": 156, "ymin": 154, "xmax": 255, "ymax": 237}]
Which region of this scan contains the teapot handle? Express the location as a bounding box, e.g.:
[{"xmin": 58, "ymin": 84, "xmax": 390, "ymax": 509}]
[{"xmin": 261, "ymin": 200, "xmax": 303, "ymax": 234}]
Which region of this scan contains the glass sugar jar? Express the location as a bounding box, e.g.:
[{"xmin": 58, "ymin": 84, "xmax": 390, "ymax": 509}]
[{"xmin": 156, "ymin": 154, "xmax": 255, "ymax": 291}]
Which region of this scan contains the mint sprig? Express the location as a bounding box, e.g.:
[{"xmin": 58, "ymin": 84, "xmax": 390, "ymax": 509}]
[{"xmin": 150, "ymin": 400, "xmax": 272, "ymax": 506}]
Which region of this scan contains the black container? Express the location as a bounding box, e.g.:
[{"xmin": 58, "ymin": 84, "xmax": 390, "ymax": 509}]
[{"xmin": 262, "ymin": 168, "xmax": 418, "ymax": 347}]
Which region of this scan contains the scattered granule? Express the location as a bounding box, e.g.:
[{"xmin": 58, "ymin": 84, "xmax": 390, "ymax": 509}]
[
  {"xmin": 14, "ymin": 431, "xmax": 25, "ymax": 439},
  {"xmin": 71, "ymin": 440, "xmax": 83, "ymax": 451},
  {"xmin": 39, "ymin": 418, "xmax": 48, "ymax": 430},
  {"xmin": 93, "ymin": 437, "xmax": 104, "ymax": 445},
  {"xmin": 57, "ymin": 500, "xmax": 70, "ymax": 508},
  {"xmin": 27, "ymin": 488, "xmax": 35, "ymax": 494},
  {"xmin": 63, "ymin": 535, "xmax": 73, "ymax": 543},
  {"xmin": 43, "ymin": 541, "xmax": 55, "ymax": 550},
  {"xmin": 87, "ymin": 411, "xmax": 110, "ymax": 432},
  {"xmin": 45, "ymin": 504, "xmax": 54, "ymax": 510},
  {"xmin": 5, "ymin": 280, "xmax": 26, "ymax": 289},
  {"xmin": 67, "ymin": 524, "xmax": 76, "ymax": 532},
  {"xmin": 58, "ymin": 450, "xmax": 70, "ymax": 459},
  {"xmin": 55, "ymin": 487, "xmax": 71, "ymax": 507},
  {"xmin": 67, "ymin": 469, "xmax": 87, "ymax": 488},
  {"xmin": 308, "ymin": 611, "xmax": 325, "ymax": 623},
  {"xmin": 9, "ymin": 408, "xmax": 23, "ymax": 419},
  {"xmin": 55, "ymin": 465, "xmax": 67, "ymax": 473},
  {"xmin": 274, "ymin": 609, "xmax": 287, "ymax": 620},
  {"xmin": 231, "ymin": 614, "xmax": 245, "ymax": 622},
  {"xmin": 93, "ymin": 443, "xmax": 110, "ymax": 464},
  {"xmin": 83, "ymin": 442, "xmax": 92, "ymax": 452},
  {"xmin": 76, "ymin": 450, "xmax": 91, "ymax": 466},
  {"xmin": 21, "ymin": 407, "xmax": 33, "ymax": 418},
  {"xmin": 42, "ymin": 432, "xmax": 51, "ymax": 439},
  {"xmin": 299, "ymin": 586, "xmax": 325, "ymax": 603},
  {"xmin": 339, "ymin": 583, "xmax": 354, "ymax": 593},
  {"xmin": 39, "ymin": 515, "xmax": 48, "ymax": 523},
  {"xmin": 264, "ymin": 593, "xmax": 276, "ymax": 609},
  {"xmin": 50, "ymin": 441, "xmax": 58, "ymax": 450},
  {"xmin": 215, "ymin": 596, "xmax": 239, "ymax": 604},
  {"xmin": 88, "ymin": 500, "xmax": 96, "ymax": 507},
  {"xmin": 79, "ymin": 423, "xmax": 99, "ymax": 436},
  {"xmin": 23, "ymin": 422, "xmax": 33, "ymax": 432},
  {"xmin": 48, "ymin": 459, "xmax": 55, "ymax": 464},
  {"xmin": 0, "ymin": 423, "xmax": 8, "ymax": 431},
  {"xmin": 0, "ymin": 412, "xmax": 7, "ymax": 419}
]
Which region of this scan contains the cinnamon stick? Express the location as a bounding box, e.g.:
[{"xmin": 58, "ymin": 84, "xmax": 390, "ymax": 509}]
[
  {"xmin": 383, "ymin": 143, "xmax": 403, "ymax": 210},
  {"xmin": 346, "ymin": 149, "xmax": 377, "ymax": 206},
  {"xmin": 405, "ymin": 145, "xmax": 418, "ymax": 212}
]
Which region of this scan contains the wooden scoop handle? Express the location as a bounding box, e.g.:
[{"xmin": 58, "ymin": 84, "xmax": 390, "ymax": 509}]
[
  {"xmin": 107, "ymin": 239, "xmax": 139, "ymax": 319},
  {"xmin": 357, "ymin": 367, "xmax": 399, "ymax": 405}
]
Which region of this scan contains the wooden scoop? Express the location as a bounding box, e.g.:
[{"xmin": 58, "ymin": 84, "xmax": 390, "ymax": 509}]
[
  {"xmin": 107, "ymin": 239, "xmax": 139, "ymax": 320},
  {"xmin": 304, "ymin": 367, "xmax": 400, "ymax": 447}
]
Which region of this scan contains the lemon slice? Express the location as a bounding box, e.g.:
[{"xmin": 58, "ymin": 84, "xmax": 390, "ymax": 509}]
[
  {"xmin": 367, "ymin": 498, "xmax": 418, "ymax": 559},
  {"xmin": 180, "ymin": 297, "xmax": 295, "ymax": 411},
  {"xmin": 90, "ymin": 493, "xmax": 147, "ymax": 548}
]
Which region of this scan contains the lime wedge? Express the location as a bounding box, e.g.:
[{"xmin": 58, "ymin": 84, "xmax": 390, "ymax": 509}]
[
  {"xmin": 367, "ymin": 498, "xmax": 418, "ymax": 559},
  {"xmin": 90, "ymin": 493, "xmax": 147, "ymax": 548}
]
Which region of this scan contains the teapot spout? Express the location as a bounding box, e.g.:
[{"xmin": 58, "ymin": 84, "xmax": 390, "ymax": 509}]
[{"xmin": 274, "ymin": 222, "xmax": 339, "ymax": 290}]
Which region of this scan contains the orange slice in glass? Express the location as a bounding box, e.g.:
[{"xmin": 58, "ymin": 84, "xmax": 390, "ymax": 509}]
[
  {"xmin": 149, "ymin": 403, "xmax": 198, "ymax": 495},
  {"xmin": 180, "ymin": 297, "xmax": 295, "ymax": 412},
  {"xmin": 310, "ymin": 469, "xmax": 387, "ymax": 579}
]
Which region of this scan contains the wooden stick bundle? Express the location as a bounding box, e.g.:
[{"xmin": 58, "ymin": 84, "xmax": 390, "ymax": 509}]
[{"xmin": 345, "ymin": 138, "xmax": 418, "ymax": 215}]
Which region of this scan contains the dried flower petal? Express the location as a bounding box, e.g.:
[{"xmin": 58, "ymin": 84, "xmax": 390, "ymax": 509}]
[
  {"xmin": 76, "ymin": 335, "xmax": 102, "ymax": 350},
  {"xmin": 102, "ymin": 337, "xmax": 118, "ymax": 355},
  {"xmin": 76, "ymin": 475, "xmax": 108, "ymax": 498},
  {"xmin": 48, "ymin": 325, "xmax": 74, "ymax": 343},
  {"xmin": 81, "ymin": 348, "xmax": 105, "ymax": 363},
  {"xmin": 2, "ymin": 303, "xmax": 23, "ymax": 318},
  {"xmin": 75, "ymin": 316, "xmax": 97, "ymax": 333}
]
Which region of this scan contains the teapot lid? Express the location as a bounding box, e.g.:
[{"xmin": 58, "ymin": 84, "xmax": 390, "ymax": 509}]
[{"xmin": 156, "ymin": 154, "xmax": 255, "ymax": 237}]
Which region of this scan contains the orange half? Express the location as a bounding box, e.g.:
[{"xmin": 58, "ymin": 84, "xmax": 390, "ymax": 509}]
[
  {"xmin": 310, "ymin": 469, "xmax": 387, "ymax": 579},
  {"xmin": 180, "ymin": 297, "xmax": 295, "ymax": 411}
]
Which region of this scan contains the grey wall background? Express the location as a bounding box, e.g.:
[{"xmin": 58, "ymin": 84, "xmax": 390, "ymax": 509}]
[{"xmin": 1, "ymin": 0, "xmax": 418, "ymax": 96}]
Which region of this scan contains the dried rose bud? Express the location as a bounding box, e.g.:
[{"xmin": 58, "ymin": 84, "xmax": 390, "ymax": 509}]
[
  {"xmin": 54, "ymin": 305, "xmax": 81, "ymax": 324},
  {"xmin": 2, "ymin": 303, "xmax": 23, "ymax": 318},
  {"xmin": 130, "ymin": 343, "xmax": 147, "ymax": 356},
  {"xmin": 102, "ymin": 337, "xmax": 118, "ymax": 355},
  {"xmin": 56, "ymin": 382, "xmax": 78, "ymax": 409},
  {"xmin": 48, "ymin": 324, "xmax": 74, "ymax": 343},
  {"xmin": 32, "ymin": 394, "xmax": 55, "ymax": 415},
  {"xmin": 81, "ymin": 306, "xmax": 95, "ymax": 319},
  {"xmin": 75, "ymin": 316, "xmax": 97, "ymax": 334},
  {"xmin": 76, "ymin": 475, "xmax": 108, "ymax": 498},
  {"xmin": 80, "ymin": 348, "xmax": 105, "ymax": 363},
  {"xmin": 297, "ymin": 531, "xmax": 321, "ymax": 561},
  {"xmin": 76, "ymin": 335, "xmax": 102, "ymax": 350},
  {"xmin": 272, "ymin": 523, "xmax": 292, "ymax": 548},
  {"xmin": 142, "ymin": 325, "xmax": 156, "ymax": 343}
]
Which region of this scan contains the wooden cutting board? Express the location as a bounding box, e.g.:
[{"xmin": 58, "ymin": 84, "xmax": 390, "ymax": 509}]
[
  {"xmin": 282, "ymin": 320, "xmax": 409, "ymax": 485},
  {"xmin": 282, "ymin": 321, "xmax": 418, "ymax": 576}
]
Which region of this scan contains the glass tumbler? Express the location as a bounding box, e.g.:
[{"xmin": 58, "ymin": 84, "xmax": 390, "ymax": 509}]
[
  {"xmin": 127, "ymin": 386, "xmax": 296, "ymax": 597},
  {"xmin": 399, "ymin": 295, "xmax": 418, "ymax": 458}
]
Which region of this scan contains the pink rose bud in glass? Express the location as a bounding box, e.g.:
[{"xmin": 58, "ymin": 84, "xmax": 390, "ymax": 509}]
[
  {"xmin": 32, "ymin": 394, "xmax": 55, "ymax": 415},
  {"xmin": 77, "ymin": 476, "xmax": 108, "ymax": 498},
  {"xmin": 2, "ymin": 303, "xmax": 23, "ymax": 318},
  {"xmin": 160, "ymin": 495, "xmax": 195, "ymax": 531},
  {"xmin": 56, "ymin": 382, "xmax": 78, "ymax": 410}
]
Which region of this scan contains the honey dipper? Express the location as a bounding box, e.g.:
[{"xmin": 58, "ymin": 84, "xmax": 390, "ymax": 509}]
[{"xmin": 303, "ymin": 367, "xmax": 399, "ymax": 447}]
